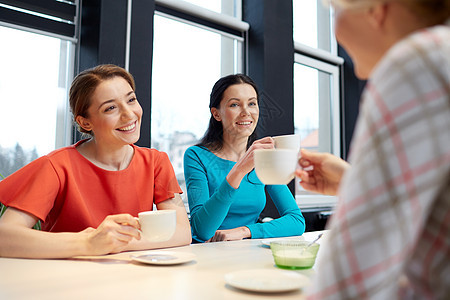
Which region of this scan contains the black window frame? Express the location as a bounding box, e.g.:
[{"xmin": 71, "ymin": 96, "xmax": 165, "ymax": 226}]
[{"xmin": 0, "ymin": 0, "xmax": 77, "ymax": 38}]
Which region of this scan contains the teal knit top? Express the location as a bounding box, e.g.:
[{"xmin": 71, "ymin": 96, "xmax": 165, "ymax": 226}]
[{"xmin": 184, "ymin": 145, "xmax": 305, "ymax": 242}]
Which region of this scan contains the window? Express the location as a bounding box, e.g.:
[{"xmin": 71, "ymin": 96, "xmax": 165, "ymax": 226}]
[
  {"xmin": 181, "ymin": 0, "xmax": 241, "ymax": 17},
  {"xmin": 152, "ymin": 1, "xmax": 246, "ymax": 212},
  {"xmin": 0, "ymin": 25, "xmax": 74, "ymax": 177},
  {"xmin": 294, "ymin": 56, "xmax": 340, "ymax": 155},
  {"xmin": 0, "ymin": 0, "xmax": 77, "ymax": 178},
  {"xmin": 293, "ymin": 1, "xmax": 342, "ymax": 208},
  {"xmin": 294, "ymin": 55, "xmax": 341, "ymax": 207},
  {"xmin": 293, "ymin": 0, "xmax": 335, "ymax": 53}
]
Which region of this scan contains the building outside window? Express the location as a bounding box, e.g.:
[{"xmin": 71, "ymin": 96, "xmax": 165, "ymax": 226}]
[
  {"xmin": 151, "ymin": 0, "xmax": 245, "ymax": 211},
  {"xmin": 0, "ymin": 1, "xmax": 77, "ymax": 178},
  {"xmin": 0, "ymin": 26, "xmax": 74, "ymax": 178},
  {"xmin": 152, "ymin": 0, "xmax": 342, "ymax": 211}
]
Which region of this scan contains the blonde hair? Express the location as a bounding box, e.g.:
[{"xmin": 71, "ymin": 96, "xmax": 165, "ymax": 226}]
[{"xmin": 329, "ymin": 0, "xmax": 450, "ymax": 24}]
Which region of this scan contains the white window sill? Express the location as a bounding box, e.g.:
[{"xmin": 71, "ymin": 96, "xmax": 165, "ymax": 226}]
[{"xmin": 296, "ymin": 194, "xmax": 337, "ymax": 209}]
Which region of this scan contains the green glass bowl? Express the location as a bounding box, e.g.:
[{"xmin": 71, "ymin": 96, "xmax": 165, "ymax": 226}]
[{"xmin": 270, "ymin": 240, "xmax": 320, "ymax": 269}]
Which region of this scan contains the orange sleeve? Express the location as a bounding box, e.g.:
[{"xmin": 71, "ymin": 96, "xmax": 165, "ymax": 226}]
[
  {"xmin": 153, "ymin": 151, "xmax": 182, "ymax": 204},
  {"xmin": 0, "ymin": 156, "xmax": 60, "ymax": 221}
]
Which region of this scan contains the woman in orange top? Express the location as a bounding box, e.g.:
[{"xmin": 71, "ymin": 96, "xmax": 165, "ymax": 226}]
[{"xmin": 0, "ymin": 64, "xmax": 191, "ymax": 258}]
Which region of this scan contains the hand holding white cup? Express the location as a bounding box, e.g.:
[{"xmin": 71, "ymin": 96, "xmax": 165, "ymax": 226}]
[
  {"xmin": 135, "ymin": 210, "xmax": 176, "ymax": 242},
  {"xmin": 254, "ymin": 134, "xmax": 300, "ymax": 185}
]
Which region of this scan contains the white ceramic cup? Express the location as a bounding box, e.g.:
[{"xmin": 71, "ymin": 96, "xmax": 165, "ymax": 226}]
[
  {"xmin": 136, "ymin": 210, "xmax": 176, "ymax": 242},
  {"xmin": 254, "ymin": 149, "xmax": 298, "ymax": 185},
  {"xmin": 273, "ymin": 134, "xmax": 301, "ymax": 151}
]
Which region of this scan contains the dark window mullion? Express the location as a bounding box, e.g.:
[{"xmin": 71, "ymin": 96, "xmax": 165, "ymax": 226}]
[
  {"xmin": 0, "ymin": 6, "xmax": 75, "ymax": 37},
  {"xmin": 155, "ymin": 4, "xmax": 243, "ymax": 38},
  {"xmin": 0, "ymin": 0, "xmax": 76, "ymax": 22}
]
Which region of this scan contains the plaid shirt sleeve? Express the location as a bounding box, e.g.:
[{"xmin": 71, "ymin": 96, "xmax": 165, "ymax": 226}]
[{"xmin": 306, "ymin": 24, "xmax": 450, "ymax": 299}]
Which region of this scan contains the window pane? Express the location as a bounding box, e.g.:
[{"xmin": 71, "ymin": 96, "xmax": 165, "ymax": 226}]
[
  {"xmin": 0, "ymin": 26, "xmax": 73, "ymax": 177},
  {"xmin": 293, "ymin": 0, "xmax": 334, "ymax": 52},
  {"xmin": 181, "ymin": 0, "xmax": 241, "ymax": 17},
  {"xmin": 294, "ymin": 64, "xmax": 334, "ymax": 153},
  {"xmin": 294, "ymin": 62, "xmax": 335, "ymax": 196},
  {"xmin": 152, "ymin": 15, "xmax": 243, "ymax": 212}
]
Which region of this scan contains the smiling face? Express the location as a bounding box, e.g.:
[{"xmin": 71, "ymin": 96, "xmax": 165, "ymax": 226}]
[
  {"xmin": 211, "ymin": 83, "xmax": 259, "ymax": 140},
  {"xmin": 76, "ymin": 76, "xmax": 143, "ymax": 147}
]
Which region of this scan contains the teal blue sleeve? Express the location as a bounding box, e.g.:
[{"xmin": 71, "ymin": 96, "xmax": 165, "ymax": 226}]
[
  {"xmin": 184, "ymin": 147, "xmax": 237, "ymax": 241},
  {"xmin": 246, "ymin": 185, "xmax": 305, "ymax": 239}
]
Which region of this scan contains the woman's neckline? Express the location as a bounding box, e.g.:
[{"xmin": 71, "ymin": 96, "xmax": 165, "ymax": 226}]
[
  {"xmin": 199, "ymin": 145, "xmax": 241, "ymax": 163},
  {"xmin": 74, "ymin": 139, "xmax": 135, "ymax": 172}
]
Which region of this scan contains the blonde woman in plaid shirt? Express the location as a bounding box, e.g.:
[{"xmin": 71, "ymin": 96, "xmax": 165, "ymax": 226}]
[{"xmin": 296, "ymin": 0, "xmax": 450, "ymax": 299}]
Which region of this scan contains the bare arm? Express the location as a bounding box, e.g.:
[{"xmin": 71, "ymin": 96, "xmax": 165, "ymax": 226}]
[
  {"xmin": 124, "ymin": 193, "xmax": 192, "ymax": 251},
  {"xmin": 0, "ymin": 207, "xmax": 140, "ymax": 258}
]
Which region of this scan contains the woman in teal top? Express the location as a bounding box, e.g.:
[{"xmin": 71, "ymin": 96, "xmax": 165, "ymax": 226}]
[{"xmin": 184, "ymin": 74, "xmax": 305, "ymax": 242}]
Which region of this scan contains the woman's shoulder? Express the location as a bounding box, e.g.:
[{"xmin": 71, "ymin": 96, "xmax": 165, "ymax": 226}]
[
  {"xmin": 184, "ymin": 145, "xmax": 227, "ymax": 171},
  {"xmin": 184, "ymin": 145, "xmax": 211, "ymax": 159},
  {"xmin": 186, "ymin": 145, "xmax": 208, "ymax": 153},
  {"xmin": 374, "ymin": 23, "xmax": 450, "ymax": 78},
  {"xmin": 44, "ymin": 139, "xmax": 87, "ymax": 158},
  {"xmin": 44, "ymin": 143, "xmax": 80, "ymax": 161},
  {"xmin": 367, "ymin": 23, "xmax": 450, "ymax": 111},
  {"xmin": 132, "ymin": 144, "xmax": 171, "ymax": 162},
  {"xmin": 3, "ymin": 144, "xmax": 80, "ymax": 180}
]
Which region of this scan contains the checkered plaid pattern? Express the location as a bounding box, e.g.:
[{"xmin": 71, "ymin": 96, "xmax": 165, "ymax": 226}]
[{"xmin": 306, "ymin": 24, "xmax": 450, "ymax": 299}]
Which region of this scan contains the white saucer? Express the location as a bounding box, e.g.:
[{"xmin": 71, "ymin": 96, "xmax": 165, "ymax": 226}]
[
  {"xmin": 131, "ymin": 251, "xmax": 196, "ymax": 265},
  {"xmin": 224, "ymin": 268, "xmax": 310, "ymax": 293},
  {"xmin": 261, "ymin": 237, "xmax": 305, "ymax": 248}
]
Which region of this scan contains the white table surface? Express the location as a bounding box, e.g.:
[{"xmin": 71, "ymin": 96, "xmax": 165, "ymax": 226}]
[{"xmin": 0, "ymin": 231, "xmax": 326, "ymax": 300}]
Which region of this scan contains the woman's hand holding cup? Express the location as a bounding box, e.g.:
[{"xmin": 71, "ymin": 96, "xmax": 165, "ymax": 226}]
[
  {"xmin": 295, "ymin": 149, "xmax": 350, "ymax": 196},
  {"xmin": 83, "ymin": 213, "xmax": 141, "ymax": 255},
  {"xmin": 134, "ymin": 210, "xmax": 177, "ymax": 243},
  {"xmin": 254, "ymin": 134, "xmax": 300, "ymax": 185},
  {"xmin": 226, "ymin": 137, "xmax": 275, "ymax": 189}
]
